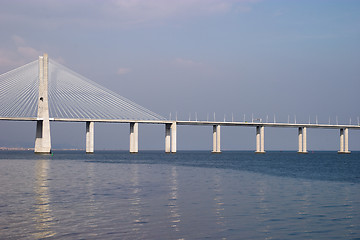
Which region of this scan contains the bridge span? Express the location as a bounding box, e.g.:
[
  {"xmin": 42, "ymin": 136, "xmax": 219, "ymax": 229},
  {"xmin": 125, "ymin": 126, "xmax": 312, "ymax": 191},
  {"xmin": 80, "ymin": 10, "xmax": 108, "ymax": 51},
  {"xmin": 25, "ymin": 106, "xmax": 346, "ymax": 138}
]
[
  {"xmin": 0, "ymin": 54, "xmax": 359, "ymax": 154},
  {"xmin": 1, "ymin": 116, "xmax": 359, "ymax": 154}
]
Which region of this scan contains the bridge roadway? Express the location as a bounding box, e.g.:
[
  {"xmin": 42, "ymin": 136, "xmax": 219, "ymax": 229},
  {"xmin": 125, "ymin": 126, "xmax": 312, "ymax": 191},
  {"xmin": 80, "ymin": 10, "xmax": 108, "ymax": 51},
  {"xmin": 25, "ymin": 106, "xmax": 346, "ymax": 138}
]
[
  {"xmin": 1, "ymin": 116, "xmax": 359, "ymax": 154},
  {"xmin": 2, "ymin": 116, "xmax": 360, "ymax": 129}
]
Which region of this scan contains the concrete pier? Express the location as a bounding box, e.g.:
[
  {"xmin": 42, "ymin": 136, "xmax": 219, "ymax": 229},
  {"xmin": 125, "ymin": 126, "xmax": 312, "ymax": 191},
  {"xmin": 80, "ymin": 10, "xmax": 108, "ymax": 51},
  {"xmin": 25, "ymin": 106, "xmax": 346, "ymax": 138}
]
[
  {"xmin": 86, "ymin": 121, "xmax": 94, "ymax": 153},
  {"xmin": 338, "ymin": 128, "xmax": 350, "ymax": 154},
  {"xmin": 261, "ymin": 126, "xmax": 265, "ymax": 153},
  {"xmin": 130, "ymin": 122, "xmax": 139, "ymax": 153},
  {"xmin": 165, "ymin": 123, "xmax": 171, "ymax": 153},
  {"xmin": 298, "ymin": 127, "xmax": 303, "ymax": 153},
  {"xmin": 212, "ymin": 125, "xmax": 216, "ymax": 152},
  {"xmin": 212, "ymin": 125, "xmax": 221, "ymax": 153},
  {"xmin": 34, "ymin": 54, "xmax": 51, "ymax": 154},
  {"xmin": 171, "ymin": 122, "xmax": 177, "ymax": 153},
  {"xmin": 255, "ymin": 126, "xmax": 265, "ymax": 153},
  {"xmin": 298, "ymin": 127, "xmax": 308, "ymax": 153},
  {"xmin": 165, "ymin": 122, "xmax": 177, "ymax": 153},
  {"xmin": 303, "ymin": 127, "xmax": 307, "ymax": 153},
  {"xmin": 256, "ymin": 126, "xmax": 260, "ymax": 152},
  {"xmin": 345, "ymin": 128, "xmax": 350, "ymax": 153}
]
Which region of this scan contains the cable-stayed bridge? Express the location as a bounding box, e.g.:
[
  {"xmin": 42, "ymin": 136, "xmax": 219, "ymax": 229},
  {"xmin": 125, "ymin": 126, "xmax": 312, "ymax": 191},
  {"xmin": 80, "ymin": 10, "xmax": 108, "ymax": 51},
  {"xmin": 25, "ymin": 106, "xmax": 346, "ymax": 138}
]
[
  {"xmin": 0, "ymin": 56, "xmax": 165, "ymax": 121},
  {"xmin": 0, "ymin": 54, "xmax": 359, "ymax": 154}
]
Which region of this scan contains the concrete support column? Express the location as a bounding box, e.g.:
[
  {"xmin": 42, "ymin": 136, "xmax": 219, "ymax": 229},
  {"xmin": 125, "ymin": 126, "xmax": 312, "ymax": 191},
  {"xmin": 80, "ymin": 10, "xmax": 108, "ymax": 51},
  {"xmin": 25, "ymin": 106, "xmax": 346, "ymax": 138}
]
[
  {"xmin": 86, "ymin": 121, "xmax": 94, "ymax": 153},
  {"xmin": 298, "ymin": 127, "xmax": 308, "ymax": 153},
  {"xmin": 339, "ymin": 128, "xmax": 344, "ymax": 153},
  {"xmin": 216, "ymin": 125, "xmax": 221, "ymax": 153},
  {"xmin": 298, "ymin": 127, "xmax": 303, "ymax": 153},
  {"xmin": 338, "ymin": 128, "xmax": 350, "ymax": 154},
  {"xmin": 171, "ymin": 122, "xmax": 177, "ymax": 153},
  {"xmin": 344, "ymin": 128, "xmax": 350, "ymax": 153},
  {"xmin": 303, "ymin": 127, "xmax": 307, "ymax": 153},
  {"xmin": 255, "ymin": 126, "xmax": 265, "ymax": 153},
  {"xmin": 165, "ymin": 123, "xmax": 171, "ymax": 153},
  {"xmin": 212, "ymin": 125, "xmax": 217, "ymax": 152},
  {"xmin": 212, "ymin": 125, "xmax": 221, "ymax": 153},
  {"xmin": 260, "ymin": 126, "xmax": 265, "ymax": 153},
  {"xmin": 130, "ymin": 122, "xmax": 138, "ymax": 153},
  {"xmin": 35, "ymin": 54, "xmax": 51, "ymax": 154},
  {"xmin": 256, "ymin": 126, "xmax": 260, "ymax": 153}
]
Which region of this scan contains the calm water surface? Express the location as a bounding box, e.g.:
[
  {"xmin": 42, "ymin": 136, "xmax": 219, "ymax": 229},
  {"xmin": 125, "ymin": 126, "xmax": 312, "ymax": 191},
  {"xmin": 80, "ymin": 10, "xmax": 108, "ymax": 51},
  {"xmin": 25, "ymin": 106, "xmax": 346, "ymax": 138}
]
[{"xmin": 0, "ymin": 151, "xmax": 359, "ymax": 239}]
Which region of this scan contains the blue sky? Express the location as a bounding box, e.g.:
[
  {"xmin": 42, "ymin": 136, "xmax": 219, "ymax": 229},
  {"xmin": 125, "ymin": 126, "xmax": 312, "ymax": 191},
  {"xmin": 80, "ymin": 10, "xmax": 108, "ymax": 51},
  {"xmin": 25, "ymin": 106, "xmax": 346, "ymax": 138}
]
[{"xmin": 0, "ymin": 0, "xmax": 359, "ymax": 150}]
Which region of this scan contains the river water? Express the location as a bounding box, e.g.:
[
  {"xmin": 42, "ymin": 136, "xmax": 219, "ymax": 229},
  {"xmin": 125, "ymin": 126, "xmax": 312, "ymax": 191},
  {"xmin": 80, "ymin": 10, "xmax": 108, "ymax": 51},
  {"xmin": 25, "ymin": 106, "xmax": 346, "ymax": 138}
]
[{"xmin": 0, "ymin": 151, "xmax": 359, "ymax": 239}]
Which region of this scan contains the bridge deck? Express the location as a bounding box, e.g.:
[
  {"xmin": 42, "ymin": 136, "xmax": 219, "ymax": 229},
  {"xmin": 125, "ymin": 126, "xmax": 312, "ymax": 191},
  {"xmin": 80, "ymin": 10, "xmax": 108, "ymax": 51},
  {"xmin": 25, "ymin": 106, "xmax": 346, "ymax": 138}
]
[{"xmin": 1, "ymin": 117, "xmax": 359, "ymax": 129}]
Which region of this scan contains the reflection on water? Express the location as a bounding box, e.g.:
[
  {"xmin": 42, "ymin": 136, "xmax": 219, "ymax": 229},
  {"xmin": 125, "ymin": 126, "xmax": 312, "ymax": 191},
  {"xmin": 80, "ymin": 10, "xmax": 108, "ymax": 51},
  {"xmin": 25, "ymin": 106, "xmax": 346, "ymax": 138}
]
[
  {"xmin": 129, "ymin": 165, "xmax": 147, "ymax": 234},
  {"xmin": 256, "ymin": 180, "xmax": 271, "ymax": 238},
  {"xmin": 213, "ymin": 173, "xmax": 225, "ymax": 228},
  {"xmin": 168, "ymin": 166, "xmax": 181, "ymax": 232},
  {"xmin": 85, "ymin": 162, "xmax": 99, "ymax": 235},
  {"xmin": 33, "ymin": 159, "xmax": 56, "ymax": 238},
  {"xmin": 343, "ymin": 186, "xmax": 356, "ymax": 238},
  {"xmin": 298, "ymin": 181, "xmax": 311, "ymax": 215},
  {"xmin": 298, "ymin": 181, "xmax": 311, "ymax": 237}
]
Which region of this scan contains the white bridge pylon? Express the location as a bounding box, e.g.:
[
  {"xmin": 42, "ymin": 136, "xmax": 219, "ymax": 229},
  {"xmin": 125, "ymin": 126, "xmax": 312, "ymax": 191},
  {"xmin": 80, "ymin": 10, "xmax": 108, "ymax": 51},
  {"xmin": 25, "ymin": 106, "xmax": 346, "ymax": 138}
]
[
  {"xmin": 34, "ymin": 54, "xmax": 51, "ymax": 153},
  {"xmin": 0, "ymin": 54, "xmax": 359, "ymax": 154},
  {"xmin": 0, "ymin": 53, "xmax": 167, "ymax": 153}
]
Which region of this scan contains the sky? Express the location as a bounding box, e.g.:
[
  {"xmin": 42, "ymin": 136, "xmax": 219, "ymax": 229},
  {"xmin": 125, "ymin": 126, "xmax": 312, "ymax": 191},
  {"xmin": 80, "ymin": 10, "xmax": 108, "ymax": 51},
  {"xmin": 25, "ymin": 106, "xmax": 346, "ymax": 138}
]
[{"xmin": 0, "ymin": 0, "xmax": 360, "ymax": 151}]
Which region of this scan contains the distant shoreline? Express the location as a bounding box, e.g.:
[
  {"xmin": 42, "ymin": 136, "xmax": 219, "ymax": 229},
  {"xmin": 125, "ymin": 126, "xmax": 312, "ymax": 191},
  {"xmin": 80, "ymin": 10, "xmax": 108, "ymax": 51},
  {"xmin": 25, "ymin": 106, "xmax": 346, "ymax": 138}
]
[
  {"xmin": 0, "ymin": 147, "xmax": 84, "ymax": 151},
  {"xmin": 0, "ymin": 147, "xmax": 33, "ymax": 151}
]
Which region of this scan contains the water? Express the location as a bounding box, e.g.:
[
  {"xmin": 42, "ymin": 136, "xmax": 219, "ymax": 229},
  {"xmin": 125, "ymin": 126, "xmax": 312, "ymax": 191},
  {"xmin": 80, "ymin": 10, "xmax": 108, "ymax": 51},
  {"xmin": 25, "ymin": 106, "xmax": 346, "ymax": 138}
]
[{"xmin": 0, "ymin": 151, "xmax": 359, "ymax": 239}]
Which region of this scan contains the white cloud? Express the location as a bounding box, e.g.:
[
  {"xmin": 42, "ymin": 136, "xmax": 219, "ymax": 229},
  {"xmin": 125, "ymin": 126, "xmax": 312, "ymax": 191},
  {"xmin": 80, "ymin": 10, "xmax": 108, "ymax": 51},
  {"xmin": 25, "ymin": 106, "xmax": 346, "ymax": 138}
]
[
  {"xmin": 0, "ymin": 0, "xmax": 259, "ymax": 30},
  {"xmin": 12, "ymin": 35, "xmax": 26, "ymax": 46},
  {"xmin": 106, "ymin": 0, "xmax": 256, "ymax": 24},
  {"xmin": 175, "ymin": 58, "xmax": 204, "ymax": 67},
  {"xmin": 110, "ymin": 0, "xmax": 231, "ymax": 16},
  {"xmin": 53, "ymin": 57, "xmax": 66, "ymax": 65},
  {"xmin": 0, "ymin": 35, "xmax": 42, "ymax": 69},
  {"xmin": 0, "ymin": 49, "xmax": 19, "ymax": 67},
  {"xmin": 117, "ymin": 67, "xmax": 131, "ymax": 75},
  {"xmin": 17, "ymin": 46, "xmax": 41, "ymax": 59},
  {"xmin": 272, "ymin": 9, "xmax": 284, "ymax": 17},
  {"xmin": 17, "ymin": 0, "xmax": 256, "ymax": 28}
]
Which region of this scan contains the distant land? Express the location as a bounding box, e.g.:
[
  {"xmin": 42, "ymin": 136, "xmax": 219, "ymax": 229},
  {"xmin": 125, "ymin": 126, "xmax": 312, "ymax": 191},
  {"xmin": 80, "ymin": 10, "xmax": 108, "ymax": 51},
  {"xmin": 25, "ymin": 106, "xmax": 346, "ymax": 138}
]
[
  {"xmin": 0, "ymin": 147, "xmax": 84, "ymax": 151},
  {"xmin": 0, "ymin": 147, "xmax": 33, "ymax": 151}
]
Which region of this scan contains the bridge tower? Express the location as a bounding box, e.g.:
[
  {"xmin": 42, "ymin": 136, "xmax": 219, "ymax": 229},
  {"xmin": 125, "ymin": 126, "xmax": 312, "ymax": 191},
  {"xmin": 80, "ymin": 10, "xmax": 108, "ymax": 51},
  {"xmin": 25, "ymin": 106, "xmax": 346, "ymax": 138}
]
[{"xmin": 34, "ymin": 54, "xmax": 51, "ymax": 153}]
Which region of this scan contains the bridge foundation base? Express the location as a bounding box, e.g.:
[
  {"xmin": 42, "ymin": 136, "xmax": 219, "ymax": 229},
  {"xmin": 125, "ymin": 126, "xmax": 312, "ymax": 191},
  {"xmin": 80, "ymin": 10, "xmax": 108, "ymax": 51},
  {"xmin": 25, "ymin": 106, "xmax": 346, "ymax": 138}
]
[
  {"xmin": 255, "ymin": 151, "xmax": 266, "ymax": 154},
  {"xmin": 297, "ymin": 151, "xmax": 308, "ymax": 154},
  {"xmin": 338, "ymin": 151, "xmax": 351, "ymax": 154}
]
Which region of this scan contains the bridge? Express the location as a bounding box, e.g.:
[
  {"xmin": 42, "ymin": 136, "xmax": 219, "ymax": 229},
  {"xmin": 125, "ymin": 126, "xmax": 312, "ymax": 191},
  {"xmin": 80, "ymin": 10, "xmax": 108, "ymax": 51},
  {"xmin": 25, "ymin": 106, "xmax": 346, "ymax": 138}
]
[{"xmin": 0, "ymin": 54, "xmax": 359, "ymax": 154}]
